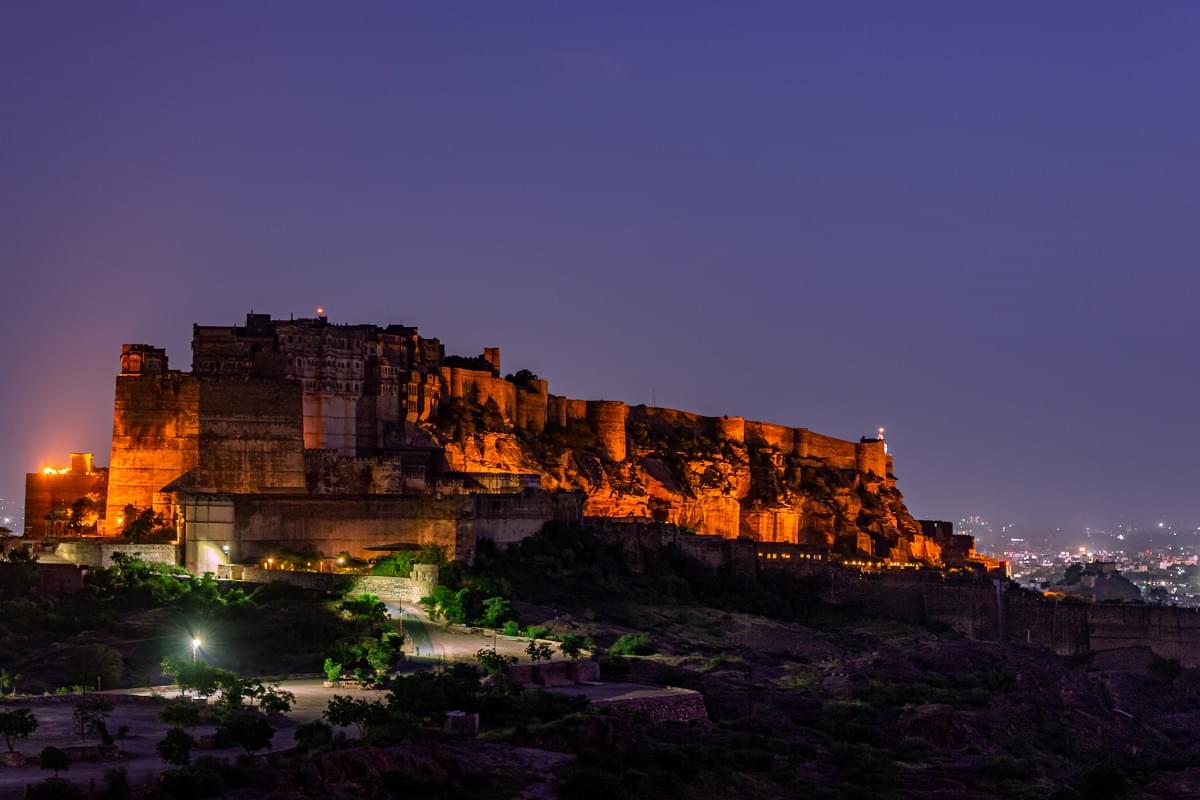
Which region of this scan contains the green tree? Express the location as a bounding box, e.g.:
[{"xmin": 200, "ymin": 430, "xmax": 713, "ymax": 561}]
[
  {"xmin": 66, "ymin": 644, "xmax": 123, "ymax": 690},
  {"xmin": 420, "ymin": 585, "xmax": 468, "ymax": 624},
  {"xmin": 253, "ymin": 684, "xmax": 295, "ymax": 716},
  {"xmin": 322, "ymin": 658, "xmax": 343, "ymax": 683},
  {"xmin": 608, "ymin": 633, "xmax": 653, "ymax": 656},
  {"xmin": 0, "ymin": 708, "xmax": 37, "ymax": 753},
  {"xmin": 0, "ymin": 669, "xmax": 21, "ymax": 696},
  {"xmin": 161, "ymin": 658, "xmax": 225, "ymax": 700},
  {"xmin": 475, "ymin": 647, "xmax": 518, "ymax": 676},
  {"xmin": 157, "ymin": 699, "xmax": 202, "ymax": 731},
  {"xmin": 525, "ymin": 639, "xmax": 554, "ymax": 662},
  {"xmin": 214, "ymin": 711, "xmax": 273, "ymax": 755},
  {"xmin": 39, "ymin": 746, "xmax": 70, "ymax": 777},
  {"xmin": 72, "ymin": 697, "xmax": 114, "ymax": 743},
  {"xmin": 339, "ymin": 594, "xmax": 389, "ymax": 632},
  {"xmin": 478, "ymin": 596, "xmax": 513, "ymax": 628},
  {"xmin": 558, "ymin": 634, "xmax": 591, "ymax": 659},
  {"xmin": 155, "ymin": 727, "xmax": 194, "ymax": 766},
  {"xmin": 323, "ymin": 695, "xmax": 387, "ymax": 738},
  {"xmin": 365, "ymin": 639, "xmax": 394, "ymax": 676}
]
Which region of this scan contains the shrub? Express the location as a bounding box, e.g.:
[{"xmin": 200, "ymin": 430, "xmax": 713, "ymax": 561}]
[
  {"xmin": 608, "ymin": 633, "xmax": 653, "ymax": 656},
  {"xmin": 324, "ymin": 695, "xmax": 387, "ymax": 738},
  {"xmin": 322, "ymin": 658, "xmax": 343, "ymax": 682},
  {"xmin": 158, "ymin": 699, "xmax": 202, "ymax": 730},
  {"xmin": 159, "ymin": 763, "xmax": 227, "ymax": 800},
  {"xmin": 214, "ymin": 712, "xmax": 273, "ymax": 755},
  {"xmin": 98, "ymin": 768, "xmax": 131, "ymax": 800},
  {"xmin": 156, "ymin": 727, "xmax": 194, "ymax": 766},
  {"xmin": 294, "ymin": 720, "xmax": 334, "ymax": 752}
]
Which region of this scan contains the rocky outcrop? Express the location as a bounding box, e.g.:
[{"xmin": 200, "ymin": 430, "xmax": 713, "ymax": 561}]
[{"xmin": 427, "ymin": 401, "xmax": 941, "ymax": 563}]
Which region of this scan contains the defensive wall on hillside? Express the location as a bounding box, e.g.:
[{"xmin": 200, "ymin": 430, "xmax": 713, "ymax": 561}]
[
  {"xmin": 588, "ymin": 521, "xmax": 1200, "ymax": 668},
  {"xmin": 178, "ymin": 490, "xmax": 584, "ymax": 573}
]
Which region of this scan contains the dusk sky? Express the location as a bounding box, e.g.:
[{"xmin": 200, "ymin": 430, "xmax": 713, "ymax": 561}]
[{"xmin": 3, "ymin": 3, "xmax": 1199, "ymax": 533}]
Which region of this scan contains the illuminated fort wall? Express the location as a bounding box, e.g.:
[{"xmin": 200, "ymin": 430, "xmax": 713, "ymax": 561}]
[{"xmin": 23, "ymin": 454, "xmax": 108, "ymax": 538}]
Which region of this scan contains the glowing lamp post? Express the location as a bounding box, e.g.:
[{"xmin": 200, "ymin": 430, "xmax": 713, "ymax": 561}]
[{"xmin": 191, "ymin": 637, "xmax": 202, "ymax": 663}]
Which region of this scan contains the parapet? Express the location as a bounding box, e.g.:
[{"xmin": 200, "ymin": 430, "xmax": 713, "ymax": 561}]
[
  {"xmin": 713, "ymin": 415, "xmax": 745, "ymax": 443},
  {"xmin": 514, "ymin": 381, "xmax": 549, "ymax": 432}
]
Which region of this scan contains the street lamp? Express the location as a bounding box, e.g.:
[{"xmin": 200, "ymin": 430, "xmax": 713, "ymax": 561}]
[{"xmin": 191, "ymin": 637, "xmax": 202, "ymax": 663}]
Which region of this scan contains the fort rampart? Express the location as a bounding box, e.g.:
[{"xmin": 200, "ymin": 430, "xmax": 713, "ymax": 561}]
[{"xmin": 589, "ymin": 521, "xmax": 1200, "ymax": 668}]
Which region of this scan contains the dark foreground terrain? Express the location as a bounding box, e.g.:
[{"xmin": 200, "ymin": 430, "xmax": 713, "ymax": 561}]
[{"xmin": 7, "ymin": 527, "xmax": 1200, "ymax": 800}]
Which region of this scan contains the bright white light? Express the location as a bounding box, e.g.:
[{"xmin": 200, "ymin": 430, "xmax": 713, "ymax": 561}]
[{"xmin": 191, "ymin": 638, "xmax": 201, "ymax": 649}]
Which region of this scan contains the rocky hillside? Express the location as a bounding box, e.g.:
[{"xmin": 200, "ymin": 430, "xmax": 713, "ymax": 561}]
[{"xmin": 422, "ymin": 399, "xmax": 942, "ymax": 564}]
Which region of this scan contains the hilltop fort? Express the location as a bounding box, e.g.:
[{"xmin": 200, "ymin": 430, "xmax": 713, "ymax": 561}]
[{"xmin": 26, "ymin": 311, "xmax": 989, "ymax": 573}]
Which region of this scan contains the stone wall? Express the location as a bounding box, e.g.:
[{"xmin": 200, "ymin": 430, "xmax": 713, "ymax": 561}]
[
  {"xmin": 745, "ymin": 420, "xmax": 793, "ymax": 451},
  {"xmin": 592, "ymin": 523, "xmax": 1200, "ymax": 668},
  {"xmin": 586, "ymin": 401, "xmax": 629, "ymax": 461},
  {"xmin": 473, "ymin": 491, "xmax": 585, "ymax": 547},
  {"xmin": 24, "ymin": 467, "xmax": 108, "ymax": 538},
  {"xmin": 232, "ymin": 567, "xmax": 437, "ymax": 603},
  {"xmin": 797, "ymin": 430, "xmax": 858, "ymax": 469},
  {"xmin": 439, "ymin": 366, "xmax": 516, "ymax": 420},
  {"xmin": 514, "ymin": 380, "xmax": 549, "ymax": 432},
  {"xmin": 54, "ymin": 540, "xmax": 179, "ymax": 568},
  {"xmin": 189, "ymin": 379, "xmax": 306, "ymax": 493},
  {"xmin": 227, "ymin": 494, "xmax": 477, "ymax": 565}
]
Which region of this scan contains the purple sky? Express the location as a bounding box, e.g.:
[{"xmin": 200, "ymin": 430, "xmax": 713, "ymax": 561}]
[{"xmin": 3, "ymin": 2, "xmax": 1199, "ymax": 532}]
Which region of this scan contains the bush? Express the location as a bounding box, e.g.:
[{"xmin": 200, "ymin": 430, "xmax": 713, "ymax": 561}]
[
  {"xmin": 158, "ymin": 699, "xmax": 202, "ymax": 730},
  {"xmin": 159, "ymin": 763, "xmax": 227, "ymax": 800},
  {"xmin": 28, "ymin": 779, "xmax": 85, "ymax": 800},
  {"xmin": 608, "ymin": 633, "xmax": 653, "ymax": 656},
  {"xmin": 98, "ymin": 768, "xmax": 131, "ymax": 800},
  {"xmin": 156, "ymin": 727, "xmax": 194, "ymax": 766},
  {"xmin": 294, "ymin": 719, "xmax": 334, "ymax": 752}
]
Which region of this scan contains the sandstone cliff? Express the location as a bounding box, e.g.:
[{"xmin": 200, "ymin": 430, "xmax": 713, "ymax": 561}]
[{"xmin": 424, "ymin": 400, "xmax": 941, "ymax": 563}]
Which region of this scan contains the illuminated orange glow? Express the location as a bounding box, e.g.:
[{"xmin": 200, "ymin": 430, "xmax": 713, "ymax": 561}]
[{"xmin": 41, "ymin": 466, "xmax": 70, "ymax": 476}]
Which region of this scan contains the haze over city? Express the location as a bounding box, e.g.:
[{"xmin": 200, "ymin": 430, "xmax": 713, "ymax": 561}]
[{"xmin": 4, "ymin": 2, "xmax": 1200, "ymax": 532}]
